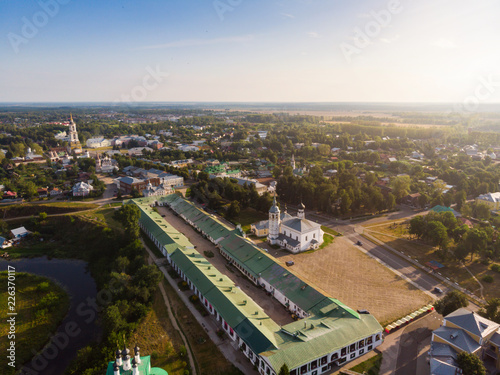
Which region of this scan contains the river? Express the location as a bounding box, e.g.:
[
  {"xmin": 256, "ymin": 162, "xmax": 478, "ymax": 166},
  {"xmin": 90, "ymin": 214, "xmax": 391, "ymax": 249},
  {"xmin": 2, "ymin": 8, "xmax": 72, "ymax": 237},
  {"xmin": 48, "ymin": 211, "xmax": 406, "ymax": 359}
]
[{"xmin": 0, "ymin": 256, "xmax": 102, "ymax": 375}]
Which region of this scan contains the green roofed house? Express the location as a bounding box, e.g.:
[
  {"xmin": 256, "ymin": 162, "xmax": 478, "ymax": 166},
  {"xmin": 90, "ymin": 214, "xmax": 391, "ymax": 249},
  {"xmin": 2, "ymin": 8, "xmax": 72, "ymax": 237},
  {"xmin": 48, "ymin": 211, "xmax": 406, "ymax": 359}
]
[
  {"xmin": 106, "ymin": 345, "xmax": 168, "ymax": 375},
  {"xmin": 130, "ymin": 195, "xmax": 384, "ymax": 375}
]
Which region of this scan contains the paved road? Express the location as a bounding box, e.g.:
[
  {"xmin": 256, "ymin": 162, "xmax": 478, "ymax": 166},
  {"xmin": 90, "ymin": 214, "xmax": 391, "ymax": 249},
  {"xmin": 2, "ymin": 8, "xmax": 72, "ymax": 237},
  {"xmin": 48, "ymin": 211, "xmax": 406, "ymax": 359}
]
[{"xmin": 394, "ymin": 311, "xmax": 443, "ymax": 375}]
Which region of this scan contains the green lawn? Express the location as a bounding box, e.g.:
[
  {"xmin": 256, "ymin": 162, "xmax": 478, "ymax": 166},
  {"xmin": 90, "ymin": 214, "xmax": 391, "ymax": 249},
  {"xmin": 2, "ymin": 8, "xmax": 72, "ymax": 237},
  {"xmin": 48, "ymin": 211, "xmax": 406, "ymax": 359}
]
[
  {"xmin": 321, "ymin": 225, "xmax": 341, "ymax": 236},
  {"xmin": 0, "ymin": 272, "xmax": 70, "ymax": 375},
  {"xmin": 349, "ymin": 353, "xmax": 383, "ymax": 375},
  {"xmin": 236, "ymin": 207, "xmax": 268, "ymax": 232},
  {"xmin": 75, "ymin": 208, "xmax": 123, "ymax": 230}
]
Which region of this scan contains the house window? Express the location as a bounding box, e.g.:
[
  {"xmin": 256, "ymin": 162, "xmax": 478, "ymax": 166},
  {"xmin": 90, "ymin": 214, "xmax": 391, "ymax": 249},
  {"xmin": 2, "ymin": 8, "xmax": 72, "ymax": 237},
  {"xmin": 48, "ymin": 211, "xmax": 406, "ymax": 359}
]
[
  {"xmin": 350, "ymin": 344, "xmax": 356, "ymax": 353},
  {"xmin": 290, "ymin": 370, "xmax": 296, "ymax": 375},
  {"xmin": 320, "ymin": 356, "xmax": 327, "ymax": 365},
  {"xmin": 350, "ymin": 353, "xmax": 356, "ymax": 359},
  {"xmin": 311, "ymin": 360, "xmax": 317, "ymax": 369},
  {"xmin": 300, "ymin": 365, "xmax": 307, "ymax": 374},
  {"xmin": 358, "ymin": 340, "xmax": 364, "ymax": 348},
  {"xmin": 305, "ymin": 236, "xmax": 308, "ymax": 241},
  {"xmin": 341, "ymin": 348, "xmax": 347, "ymax": 357},
  {"xmin": 367, "ymin": 337, "xmax": 373, "ymax": 345},
  {"xmin": 331, "ymin": 353, "xmax": 338, "ymax": 361},
  {"xmin": 375, "ymin": 334, "xmax": 380, "ymax": 341},
  {"xmin": 313, "ymin": 233, "xmax": 315, "ymax": 238}
]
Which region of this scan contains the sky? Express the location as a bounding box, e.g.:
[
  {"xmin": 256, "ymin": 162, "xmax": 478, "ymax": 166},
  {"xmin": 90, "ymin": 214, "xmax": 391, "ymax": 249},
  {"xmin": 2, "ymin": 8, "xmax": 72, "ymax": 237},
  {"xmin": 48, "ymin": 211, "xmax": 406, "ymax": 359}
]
[{"xmin": 1, "ymin": 0, "xmax": 500, "ymax": 103}]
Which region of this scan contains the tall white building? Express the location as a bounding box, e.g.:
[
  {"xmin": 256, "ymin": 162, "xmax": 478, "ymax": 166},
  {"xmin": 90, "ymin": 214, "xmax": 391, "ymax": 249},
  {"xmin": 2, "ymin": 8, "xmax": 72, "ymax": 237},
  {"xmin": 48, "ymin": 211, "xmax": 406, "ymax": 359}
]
[
  {"xmin": 252, "ymin": 195, "xmax": 324, "ymax": 253},
  {"xmin": 68, "ymin": 114, "xmax": 79, "ymax": 145},
  {"xmin": 68, "ymin": 114, "xmax": 82, "ymax": 153}
]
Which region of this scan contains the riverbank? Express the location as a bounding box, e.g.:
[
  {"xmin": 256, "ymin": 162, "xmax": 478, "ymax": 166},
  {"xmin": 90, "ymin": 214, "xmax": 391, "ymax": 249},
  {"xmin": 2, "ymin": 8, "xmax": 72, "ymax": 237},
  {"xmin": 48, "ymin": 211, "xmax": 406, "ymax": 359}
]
[{"xmin": 0, "ymin": 272, "xmax": 70, "ymax": 375}]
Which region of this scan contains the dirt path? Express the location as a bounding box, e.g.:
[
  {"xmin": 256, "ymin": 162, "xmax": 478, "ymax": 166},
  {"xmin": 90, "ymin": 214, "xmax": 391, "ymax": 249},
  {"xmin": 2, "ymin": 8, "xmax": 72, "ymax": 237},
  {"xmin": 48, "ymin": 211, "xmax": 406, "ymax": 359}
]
[{"xmin": 143, "ymin": 241, "xmax": 198, "ymax": 375}]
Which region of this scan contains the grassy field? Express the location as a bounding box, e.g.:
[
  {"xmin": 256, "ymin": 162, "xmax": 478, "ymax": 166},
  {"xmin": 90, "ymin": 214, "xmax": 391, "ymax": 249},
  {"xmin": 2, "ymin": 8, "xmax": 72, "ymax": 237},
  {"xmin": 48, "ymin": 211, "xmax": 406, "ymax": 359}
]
[
  {"xmin": 363, "ymin": 221, "xmax": 500, "ymax": 300},
  {"xmin": 349, "ymin": 353, "xmax": 383, "ymax": 375},
  {"xmin": 160, "ymin": 278, "xmax": 243, "ymax": 375},
  {"xmin": 236, "ymin": 207, "xmax": 268, "ymax": 232},
  {"xmin": 0, "ymin": 272, "xmax": 70, "ymax": 375},
  {"xmin": 75, "ymin": 207, "xmax": 123, "ymax": 231},
  {"xmin": 0, "ymin": 202, "xmax": 99, "ymax": 219},
  {"xmin": 321, "ymin": 225, "xmax": 341, "ymax": 236},
  {"xmin": 128, "ymin": 287, "xmax": 189, "ymax": 375}
]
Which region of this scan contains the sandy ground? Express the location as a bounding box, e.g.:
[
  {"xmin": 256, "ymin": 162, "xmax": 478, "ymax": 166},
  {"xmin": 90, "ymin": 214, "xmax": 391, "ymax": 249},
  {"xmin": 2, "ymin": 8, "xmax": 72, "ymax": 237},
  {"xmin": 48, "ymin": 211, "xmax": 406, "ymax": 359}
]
[{"xmin": 257, "ymin": 236, "xmax": 432, "ymax": 325}]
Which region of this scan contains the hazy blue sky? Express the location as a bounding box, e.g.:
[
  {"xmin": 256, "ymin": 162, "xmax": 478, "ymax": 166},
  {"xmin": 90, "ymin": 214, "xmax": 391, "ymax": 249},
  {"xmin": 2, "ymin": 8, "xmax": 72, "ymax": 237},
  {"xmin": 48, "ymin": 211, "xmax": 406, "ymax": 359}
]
[{"xmin": 1, "ymin": 0, "xmax": 500, "ymax": 103}]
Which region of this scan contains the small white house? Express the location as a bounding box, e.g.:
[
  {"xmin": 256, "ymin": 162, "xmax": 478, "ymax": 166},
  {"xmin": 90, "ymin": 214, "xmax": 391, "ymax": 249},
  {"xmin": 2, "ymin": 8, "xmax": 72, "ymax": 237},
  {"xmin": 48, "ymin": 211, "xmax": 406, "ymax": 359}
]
[
  {"xmin": 10, "ymin": 227, "xmax": 29, "ymax": 239},
  {"xmin": 72, "ymin": 181, "xmax": 93, "ymax": 197}
]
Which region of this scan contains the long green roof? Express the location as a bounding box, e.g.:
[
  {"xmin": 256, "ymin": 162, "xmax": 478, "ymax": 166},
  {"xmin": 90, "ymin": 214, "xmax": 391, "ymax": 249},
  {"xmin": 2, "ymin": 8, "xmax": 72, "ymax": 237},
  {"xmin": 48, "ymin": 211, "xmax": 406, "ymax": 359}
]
[
  {"xmin": 137, "ymin": 196, "xmax": 384, "ymax": 371},
  {"xmin": 128, "ymin": 198, "xmax": 193, "ymax": 254}
]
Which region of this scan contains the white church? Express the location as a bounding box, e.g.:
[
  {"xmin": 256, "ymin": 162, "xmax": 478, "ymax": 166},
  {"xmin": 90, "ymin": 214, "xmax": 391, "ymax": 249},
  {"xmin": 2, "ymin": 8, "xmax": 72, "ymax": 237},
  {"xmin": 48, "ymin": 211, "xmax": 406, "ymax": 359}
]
[{"xmin": 251, "ymin": 195, "xmax": 324, "ymax": 253}]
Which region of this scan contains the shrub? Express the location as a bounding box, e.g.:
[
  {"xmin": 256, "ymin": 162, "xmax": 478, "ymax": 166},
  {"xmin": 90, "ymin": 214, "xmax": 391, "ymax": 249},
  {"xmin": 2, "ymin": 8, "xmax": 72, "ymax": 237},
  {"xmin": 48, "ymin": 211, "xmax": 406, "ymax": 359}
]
[
  {"xmin": 179, "ymin": 345, "xmax": 187, "ymax": 357},
  {"xmin": 204, "ymin": 250, "xmax": 214, "ymax": 258},
  {"xmin": 189, "ymin": 295, "xmax": 199, "ymax": 302},
  {"xmin": 36, "ymin": 282, "xmax": 50, "ymax": 291},
  {"xmin": 491, "ymin": 264, "xmax": 500, "ymax": 273},
  {"xmin": 151, "ymin": 351, "xmax": 158, "ymax": 360},
  {"xmin": 482, "ymin": 275, "xmax": 494, "ymax": 283}
]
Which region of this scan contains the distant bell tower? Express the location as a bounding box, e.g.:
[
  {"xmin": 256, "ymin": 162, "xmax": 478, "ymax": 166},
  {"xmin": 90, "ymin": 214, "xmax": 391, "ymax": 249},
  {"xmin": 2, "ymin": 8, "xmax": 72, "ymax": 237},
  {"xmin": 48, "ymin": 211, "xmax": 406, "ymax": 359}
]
[
  {"xmin": 68, "ymin": 114, "xmax": 80, "ymax": 144},
  {"xmin": 268, "ymin": 193, "xmax": 280, "ymax": 243},
  {"xmin": 291, "ymin": 154, "xmax": 296, "ymax": 170}
]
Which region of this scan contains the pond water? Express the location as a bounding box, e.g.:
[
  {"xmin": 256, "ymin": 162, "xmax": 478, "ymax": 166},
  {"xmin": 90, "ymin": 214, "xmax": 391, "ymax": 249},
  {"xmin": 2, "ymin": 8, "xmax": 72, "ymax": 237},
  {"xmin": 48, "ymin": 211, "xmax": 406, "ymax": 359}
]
[{"xmin": 0, "ymin": 256, "xmax": 102, "ymax": 375}]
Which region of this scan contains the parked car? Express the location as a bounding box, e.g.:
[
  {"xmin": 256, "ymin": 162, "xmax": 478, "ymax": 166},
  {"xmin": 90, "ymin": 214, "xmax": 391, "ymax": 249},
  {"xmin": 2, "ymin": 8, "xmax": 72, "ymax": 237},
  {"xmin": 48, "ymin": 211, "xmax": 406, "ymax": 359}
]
[
  {"xmin": 286, "ymin": 261, "xmax": 295, "ymax": 267},
  {"xmin": 434, "ymin": 287, "xmax": 443, "ymax": 294},
  {"xmin": 356, "ymin": 241, "xmax": 363, "ymax": 246}
]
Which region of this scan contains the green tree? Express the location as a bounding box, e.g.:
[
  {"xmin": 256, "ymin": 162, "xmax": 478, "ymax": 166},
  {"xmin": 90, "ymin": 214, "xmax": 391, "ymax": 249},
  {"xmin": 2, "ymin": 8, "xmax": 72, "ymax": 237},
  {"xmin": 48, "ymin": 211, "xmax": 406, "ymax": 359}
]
[
  {"xmin": 39, "ymin": 212, "xmax": 48, "ymax": 220},
  {"xmin": 474, "ymin": 202, "xmax": 491, "ymax": 220},
  {"xmin": 385, "ymin": 193, "xmax": 396, "ymax": 211},
  {"xmin": 391, "ymin": 175, "xmax": 411, "ymax": 201},
  {"xmin": 23, "ymin": 181, "xmax": 38, "ymax": 199},
  {"xmin": 427, "ymin": 221, "xmax": 448, "ymax": 250},
  {"xmin": 409, "ymin": 215, "xmax": 426, "ymax": 239},
  {"xmin": 227, "ymin": 200, "xmax": 241, "ymax": 220},
  {"xmin": 463, "ymin": 228, "xmax": 488, "ymax": 262},
  {"xmin": 434, "ymin": 291, "xmax": 468, "ymax": 317},
  {"xmin": 114, "ymin": 204, "xmax": 141, "ymax": 240},
  {"xmin": 456, "ymin": 352, "xmax": 486, "ymax": 375},
  {"xmin": 278, "ymin": 364, "xmax": 290, "ymax": 375},
  {"xmin": 479, "ymin": 298, "xmax": 500, "ymax": 324}
]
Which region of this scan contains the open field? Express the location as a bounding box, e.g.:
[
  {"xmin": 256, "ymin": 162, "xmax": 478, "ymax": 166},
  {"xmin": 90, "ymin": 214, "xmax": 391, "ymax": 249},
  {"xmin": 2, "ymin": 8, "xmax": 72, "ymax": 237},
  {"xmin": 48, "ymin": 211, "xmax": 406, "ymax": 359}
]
[
  {"xmin": 0, "ymin": 272, "xmax": 70, "ymax": 375},
  {"xmin": 0, "ymin": 202, "xmax": 99, "ymax": 219},
  {"xmin": 363, "ymin": 221, "xmax": 500, "ymax": 300},
  {"xmin": 262, "ymin": 236, "xmax": 432, "ymax": 325},
  {"xmin": 75, "ymin": 207, "xmax": 122, "ymax": 231},
  {"xmin": 128, "ymin": 287, "xmax": 189, "ymax": 375}
]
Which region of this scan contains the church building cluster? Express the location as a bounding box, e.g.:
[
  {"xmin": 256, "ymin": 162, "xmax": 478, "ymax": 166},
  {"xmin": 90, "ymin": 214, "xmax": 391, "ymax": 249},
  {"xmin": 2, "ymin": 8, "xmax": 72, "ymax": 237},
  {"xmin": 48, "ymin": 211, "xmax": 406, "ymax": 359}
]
[{"xmin": 251, "ymin": 195, "xmax": 324, "ymax": 253}]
